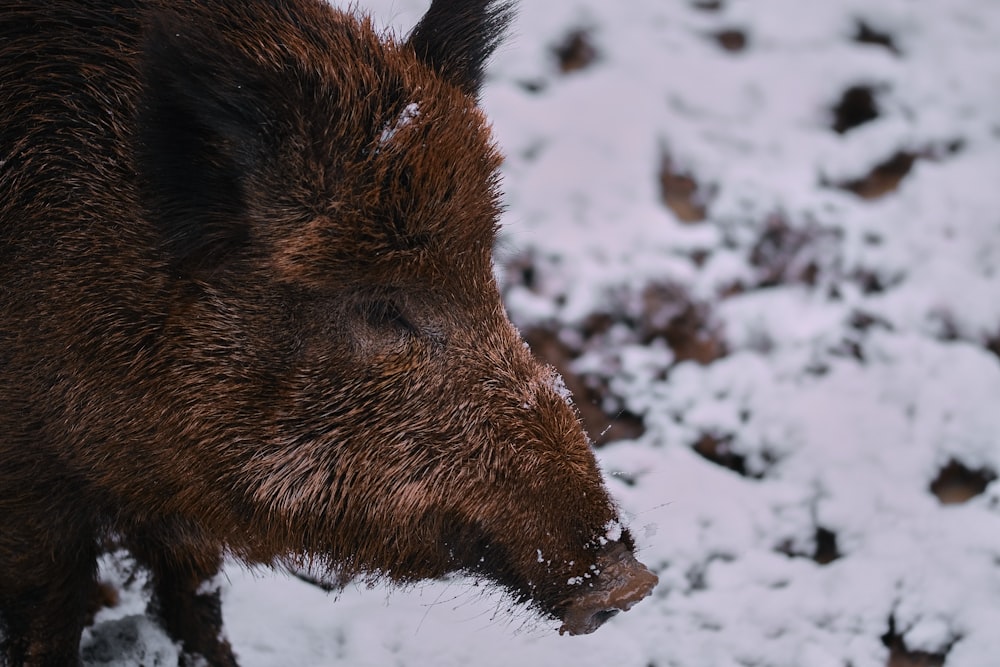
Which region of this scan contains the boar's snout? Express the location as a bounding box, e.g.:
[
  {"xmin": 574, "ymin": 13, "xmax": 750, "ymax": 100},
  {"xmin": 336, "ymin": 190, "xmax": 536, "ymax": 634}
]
[{"xmin": 558, "ymin": 542, "xmax": 659, "ymax": 636}]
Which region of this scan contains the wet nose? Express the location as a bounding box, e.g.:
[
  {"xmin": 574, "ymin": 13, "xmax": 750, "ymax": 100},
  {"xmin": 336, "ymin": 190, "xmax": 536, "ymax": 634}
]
[{"xmin": 558, "ymin": 542, "xmax": 659, "ymax": 635}]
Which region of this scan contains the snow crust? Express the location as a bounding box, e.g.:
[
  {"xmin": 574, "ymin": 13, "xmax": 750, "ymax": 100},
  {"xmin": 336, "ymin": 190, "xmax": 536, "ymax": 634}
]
[{"xmin": 83, "ymin": 0, "xmax": 1000, "ymax": 665}]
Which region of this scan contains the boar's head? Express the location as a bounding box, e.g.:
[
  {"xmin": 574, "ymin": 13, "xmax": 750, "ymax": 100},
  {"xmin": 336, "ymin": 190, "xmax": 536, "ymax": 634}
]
[{"xmin": 136, "ymin": 0, "xmax": 656, "ymax": 634}]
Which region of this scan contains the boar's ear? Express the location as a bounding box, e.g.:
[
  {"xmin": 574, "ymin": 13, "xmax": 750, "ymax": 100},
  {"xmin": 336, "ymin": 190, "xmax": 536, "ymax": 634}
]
[
  {"xmin": 407, "ymin": 0, "xmax": 515, "ymax": 97},
  {"xmin": 136, "ymin": 15, "xmax": 271, "ymax": 275}
]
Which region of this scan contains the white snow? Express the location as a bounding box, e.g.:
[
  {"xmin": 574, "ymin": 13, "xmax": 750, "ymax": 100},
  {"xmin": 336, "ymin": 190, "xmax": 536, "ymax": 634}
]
[
  {"xmin": 85, "ymin": 0, "xmax": 1000, "ymax": 665},
  {"xmin": 377, "ymin": 102, "xmax": 421, "ymax": 147},
  {"xmin": 544, "ymin": 365, "xmax": 575, "ymax": 406}
]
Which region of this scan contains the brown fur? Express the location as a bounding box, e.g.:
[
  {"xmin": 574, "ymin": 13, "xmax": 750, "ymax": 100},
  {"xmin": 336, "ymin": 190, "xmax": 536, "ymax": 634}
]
[{"xmin": 0, "ymin": 1, "xmax": 654, "ymax": 665}]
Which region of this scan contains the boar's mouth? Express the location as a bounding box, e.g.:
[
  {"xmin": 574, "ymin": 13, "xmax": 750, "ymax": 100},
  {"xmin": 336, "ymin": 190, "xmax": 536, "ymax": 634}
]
[{"xmin": 556, "ymin": 542, "xmax": 659, "ymax": 636}]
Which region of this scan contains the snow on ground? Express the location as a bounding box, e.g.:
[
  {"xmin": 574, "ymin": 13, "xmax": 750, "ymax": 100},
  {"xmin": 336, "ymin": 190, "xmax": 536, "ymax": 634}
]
[{"xmin": 85, "ymin": 0, "xmax": 1000, "ymax": 665}]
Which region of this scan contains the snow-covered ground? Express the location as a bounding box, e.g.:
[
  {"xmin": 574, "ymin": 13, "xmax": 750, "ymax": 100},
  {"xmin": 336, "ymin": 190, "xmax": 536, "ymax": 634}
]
[{"xmin": 84, "ymin": 1, "xmax": 1000, "ymax": 665}]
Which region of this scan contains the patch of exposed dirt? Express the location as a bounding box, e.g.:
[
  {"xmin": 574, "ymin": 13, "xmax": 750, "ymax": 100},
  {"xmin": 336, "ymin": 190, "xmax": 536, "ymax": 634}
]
[
  {"xmin": 829, "ymin": 141, "xmax": 963, "ymax": 200},
  {"xmin": 747, "ymin": 215, "xmax": 839, "ymax": 288},
  {"xmin": 832, "ymin": 84, "xmax": 880, "ymax": 134},
  {"xmin": 712, "ymin": 28, "xmax": 748, "ymax": 53},
  {"xmin": 691, "ymin": 0, "xmax": 724, "ymax": 11},
  {"xmin": 838, "ymin": 150, "xmax": 918, "ymax": 199},
  {"xmin": 638, "ymin": 283, "xmax": 726, "ymax": 362},
  {"xmin": 659, "ymin": 153, "xmax": 711, "ymax": 223},
  {"xmin": 854, "ymin": 20, "xmax": 901, "ymax": 56},
  {"xmin": 777, "ymin": 527, "xmax": 842, "ymax": 565},
  {"xmin": 930, "ymin": 460, "xmax": 996, "ymax": 505},
  {"xmin": 553, "ymin": 28, "xmax": 599, "ymax": 74},
  {"xmin": 691, "ymin": 432, "xmax": 748, "ymax": 476},
  {"xmin": 882, "ymin": 617, "xmax": 951, "ymax": 667}
]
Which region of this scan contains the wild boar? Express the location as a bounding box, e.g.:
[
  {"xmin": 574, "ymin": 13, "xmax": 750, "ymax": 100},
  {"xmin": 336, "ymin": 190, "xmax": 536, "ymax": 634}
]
[{"xmin": 0, "ymin": 0, "xmax": 658, "ymax": 665}]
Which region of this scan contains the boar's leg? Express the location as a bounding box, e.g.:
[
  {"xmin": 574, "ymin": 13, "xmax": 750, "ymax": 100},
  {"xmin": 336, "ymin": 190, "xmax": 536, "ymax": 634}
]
[
  {"xmin": 0, "ymin": 503, "xmax": 98, "ymax": 667},
  {"xmin": 128, "ymin": 530, "xmax": 236, "ymax": 667}
]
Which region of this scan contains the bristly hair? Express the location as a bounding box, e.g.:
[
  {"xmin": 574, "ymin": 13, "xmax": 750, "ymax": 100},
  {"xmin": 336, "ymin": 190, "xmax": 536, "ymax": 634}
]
[{"xmin": 407, "ymin": 0, "xmax": 516, "ymax": 97}]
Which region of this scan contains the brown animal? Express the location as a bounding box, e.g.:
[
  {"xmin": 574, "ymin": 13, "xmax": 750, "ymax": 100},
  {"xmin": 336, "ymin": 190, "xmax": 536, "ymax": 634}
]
[{"xmin": 0, "ymin": 0, "xmax": 658, "ymax": 665}]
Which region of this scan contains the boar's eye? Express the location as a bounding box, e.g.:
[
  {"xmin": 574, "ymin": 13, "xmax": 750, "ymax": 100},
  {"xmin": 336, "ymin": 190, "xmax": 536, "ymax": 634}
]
[{"xmin": 362, "ymin": 299, "xmax": 418, "ymax": 337}]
